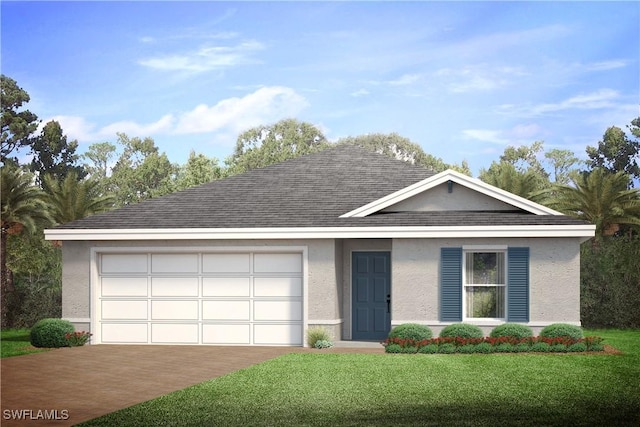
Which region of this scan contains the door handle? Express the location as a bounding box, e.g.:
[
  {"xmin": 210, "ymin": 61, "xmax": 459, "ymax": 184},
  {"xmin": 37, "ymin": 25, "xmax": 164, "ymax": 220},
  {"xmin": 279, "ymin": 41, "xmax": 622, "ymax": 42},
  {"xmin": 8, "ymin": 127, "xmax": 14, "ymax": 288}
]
[{"xmin": 386, "ymin": 294, "xmax": 391, "ymax": 314}]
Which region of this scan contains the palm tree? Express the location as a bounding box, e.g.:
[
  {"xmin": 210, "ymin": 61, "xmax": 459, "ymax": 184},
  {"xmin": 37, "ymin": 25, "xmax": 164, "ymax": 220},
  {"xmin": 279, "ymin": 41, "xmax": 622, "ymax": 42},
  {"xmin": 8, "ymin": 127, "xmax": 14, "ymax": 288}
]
[
  {"xmin": 43, "ymin": 172, "xmax": 114, "ymax": 224},
  {"xmin": 479, "ymin": 161, "xmax": 548, "ymax": 200},
  {"xmin": 1, "ymin": 166, "xmax": 52, "ymax": 326},
  {"xmin": 537, "ymin": 168, "xmax": 640, "ymax": 237}
]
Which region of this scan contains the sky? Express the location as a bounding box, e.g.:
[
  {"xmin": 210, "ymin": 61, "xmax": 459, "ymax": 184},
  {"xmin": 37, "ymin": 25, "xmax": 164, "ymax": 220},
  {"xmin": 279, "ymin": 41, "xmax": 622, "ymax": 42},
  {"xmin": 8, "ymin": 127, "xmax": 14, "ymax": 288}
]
[{"xmin": 1, "ymin": 1, "xmax": 638, "ymax": 176}]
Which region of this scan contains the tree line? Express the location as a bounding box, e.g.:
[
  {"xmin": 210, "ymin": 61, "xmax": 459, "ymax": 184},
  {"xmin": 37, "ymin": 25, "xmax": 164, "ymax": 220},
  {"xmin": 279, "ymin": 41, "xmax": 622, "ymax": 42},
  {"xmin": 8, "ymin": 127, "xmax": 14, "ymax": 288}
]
[{"xmin": 2, "ymin": 74, "xmax": 639, "ymax": 328}]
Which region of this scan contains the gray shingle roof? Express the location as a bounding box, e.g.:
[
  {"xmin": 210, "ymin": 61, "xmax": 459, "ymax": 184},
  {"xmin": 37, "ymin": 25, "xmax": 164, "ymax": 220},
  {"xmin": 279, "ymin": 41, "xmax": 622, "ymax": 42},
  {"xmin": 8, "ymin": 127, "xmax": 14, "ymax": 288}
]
[{"xmin": 53, "ymin": 144, "xmax": 588, "ymax": 230}]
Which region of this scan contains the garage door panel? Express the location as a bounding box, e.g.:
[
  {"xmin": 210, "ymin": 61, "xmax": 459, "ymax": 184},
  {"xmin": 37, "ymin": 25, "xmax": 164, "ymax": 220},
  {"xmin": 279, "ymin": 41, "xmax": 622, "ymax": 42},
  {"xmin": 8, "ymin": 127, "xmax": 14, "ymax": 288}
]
[
  {"xmin": 98, "ymin": 250, "xmax": 303, "ymax": 346},
  {"xmin": 203, "ymin": 300, "xmax": 250, "ymax": 321},
  {"xmin": 203, "ymin": 254, "xmax": 250, "ymax": 273},
  {"xmin": 151, "ymin": 254, "xmax": 198, "ymax": 273},
  {"xmin": 254, "ymin": 324, "xmax": 303, "ymax": 345},
  {"xmin": 151, "ymin": 300, "xmax": 199, "ymax": 320},
  {"xmin": 102, "ymin": 323, "xmax": 148, "ymax": 343},
  {"xmin": 203, "ymin": 324, "xmax": 250, "ymax": 344},
  {"xmin": 254, "ymin": 253, "xmax": 301, "ymax": 273},
  {"xmin": 203, "ymin": 277, "xmax": 250, "ymax": 297},
  {"xmin": 151, "ymin": 324, "xmax": 199, "ymax": 343},
  {"xmin": 101, "ymin": 277, "xmax": 147, "ymax": 297},
  {"xmin": 101, "ymin": 254, "xmax": 147, "ymax": 274},
  {"xmin": 151, "ymin": 277, "xmax": 199, "ymax": 297},
  {"xmin": 254, "ymin": 301, "xmax": 302, "ymax": 321},
  {"xmin": 102, "ymin": 300, "xmax": 147, "ymax": 320},
  {"xmin": 254, "ymin": 277, "xmax": 302, "ymax": 297}
]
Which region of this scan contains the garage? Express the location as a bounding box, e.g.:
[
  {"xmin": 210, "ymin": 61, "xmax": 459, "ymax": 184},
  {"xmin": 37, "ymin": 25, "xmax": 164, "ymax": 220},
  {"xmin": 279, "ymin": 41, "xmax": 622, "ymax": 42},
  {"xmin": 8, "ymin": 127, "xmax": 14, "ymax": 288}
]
[{"xmin": 94, "ymin": 251, "xmax": 304, "ymax": 346}]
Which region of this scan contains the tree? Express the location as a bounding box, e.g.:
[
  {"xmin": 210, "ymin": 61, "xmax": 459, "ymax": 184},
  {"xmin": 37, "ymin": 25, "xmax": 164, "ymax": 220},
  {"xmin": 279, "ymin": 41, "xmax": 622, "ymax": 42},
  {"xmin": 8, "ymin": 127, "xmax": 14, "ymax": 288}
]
[
  {"xmin": 43, "ymin": 173, "xmax": 115, "ymax": 224},
  {"xmin": 226, "ymin": 119, "xmax": 329, "ymax": 174},
  {"xmin": 337, "ymin": 132, "xmax": 471, "ymax": 174},
  {"xmin": 586, "ymin": 119, "xmax": 640, "ymax": 184},
  {"xmin": 109, "ymin": 133, "xmax": 176, "ymax": 206},
  {"xmin": 479, "ymin": 161, "xmax": 547, "ymax": 200},
  {"xmin": 30, "ymin": 120, "xmax": 86, "ymax": 184},
  {"xmin": 174, "ymin": 150, "xmax": 224, "ymax": 191},
  {"xmin": 1, "ymin": 75, "xmax": 39, "ymax": 164},
  {"xmin": 500, "ymin": 141, "xmax": 548, "ymax": 179},
  {"xmin": 537, "ymin": 168, "xmax": 640, "ymax": 237},
  {"xmin": 0, "ymin": 166, "xmax": 52, "ymax": 326},
  {"xmin": 544, "ymin": 148, "xmax": 580, "ymax": 185}
]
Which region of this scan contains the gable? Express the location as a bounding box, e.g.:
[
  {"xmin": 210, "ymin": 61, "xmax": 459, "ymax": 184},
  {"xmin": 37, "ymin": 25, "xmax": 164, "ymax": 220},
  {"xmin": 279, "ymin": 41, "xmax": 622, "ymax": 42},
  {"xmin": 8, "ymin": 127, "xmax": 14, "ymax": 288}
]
[
  {"xmin": 380, "ymin": 181, "xmax": 517, "ymax": 213},
  {"xmin": 342, "ymin": 169, "xmax": 561, "ymax": 217}
]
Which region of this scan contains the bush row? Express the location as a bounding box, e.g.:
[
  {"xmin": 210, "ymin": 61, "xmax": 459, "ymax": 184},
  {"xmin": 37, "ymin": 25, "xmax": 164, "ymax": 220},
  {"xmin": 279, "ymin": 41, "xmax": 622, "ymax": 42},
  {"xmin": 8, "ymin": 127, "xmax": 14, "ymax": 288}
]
[{"xmin": 384, "ymin": 322, "xmax": 601, "ymax": 354}]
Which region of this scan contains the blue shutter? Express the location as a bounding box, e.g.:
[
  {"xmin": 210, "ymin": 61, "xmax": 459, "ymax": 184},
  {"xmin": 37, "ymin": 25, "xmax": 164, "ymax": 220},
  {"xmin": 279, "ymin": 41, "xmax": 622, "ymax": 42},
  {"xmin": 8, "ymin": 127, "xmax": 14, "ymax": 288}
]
[
  {"xmin": 440, "ymin": 247, "xmax": 462, "ymax": 321},
  {"xmin": 507, "ymin": 247, "xmax": 530, "ymax": 322}
]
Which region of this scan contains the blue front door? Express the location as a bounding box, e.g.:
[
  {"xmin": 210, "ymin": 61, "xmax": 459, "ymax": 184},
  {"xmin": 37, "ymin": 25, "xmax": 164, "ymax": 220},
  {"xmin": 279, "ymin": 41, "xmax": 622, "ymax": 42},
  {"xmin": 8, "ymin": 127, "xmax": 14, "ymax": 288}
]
[{"xmin": 352, "ymin": 252, "xmax": 391, "ymax": 341}]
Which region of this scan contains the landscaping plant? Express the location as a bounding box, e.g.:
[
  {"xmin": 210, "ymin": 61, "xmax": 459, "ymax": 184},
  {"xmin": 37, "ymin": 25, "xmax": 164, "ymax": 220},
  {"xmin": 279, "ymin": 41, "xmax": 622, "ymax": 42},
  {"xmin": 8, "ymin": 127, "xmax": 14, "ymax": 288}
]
[
  {"xmin": 439, "ymin": 323, "xmax": 484, "ymax": 339},
  {"xmin": 29, "ymin": 318, "xmax": 75, "ymax": 348}
]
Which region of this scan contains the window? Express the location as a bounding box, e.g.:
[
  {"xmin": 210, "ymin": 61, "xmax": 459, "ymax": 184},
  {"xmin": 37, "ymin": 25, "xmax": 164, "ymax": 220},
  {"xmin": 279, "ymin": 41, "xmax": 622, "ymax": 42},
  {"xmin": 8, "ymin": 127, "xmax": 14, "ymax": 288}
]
[{"xmin": 463, "ymin": 252, "xmax": 506, "ymax": 319}]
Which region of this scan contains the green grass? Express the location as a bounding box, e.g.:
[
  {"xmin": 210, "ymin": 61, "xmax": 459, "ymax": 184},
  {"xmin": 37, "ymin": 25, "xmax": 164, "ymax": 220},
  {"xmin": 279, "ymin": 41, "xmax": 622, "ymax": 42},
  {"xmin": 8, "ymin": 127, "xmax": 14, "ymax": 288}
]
[
  {"xmin": 0, "ymin": 329, "xmax": 50, "ymax": 358},
  {"xmin": 81, "ymin": 329, "xmax": 640, "ymax": 427}
]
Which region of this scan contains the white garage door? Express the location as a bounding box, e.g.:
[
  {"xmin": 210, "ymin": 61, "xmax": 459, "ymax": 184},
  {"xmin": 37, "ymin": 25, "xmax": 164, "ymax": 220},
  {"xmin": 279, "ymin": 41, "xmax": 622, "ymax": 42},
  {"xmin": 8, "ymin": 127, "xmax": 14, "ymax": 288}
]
[{"xmin": 96, "ymin": 251, "xmax": 303, "ymax": 345}]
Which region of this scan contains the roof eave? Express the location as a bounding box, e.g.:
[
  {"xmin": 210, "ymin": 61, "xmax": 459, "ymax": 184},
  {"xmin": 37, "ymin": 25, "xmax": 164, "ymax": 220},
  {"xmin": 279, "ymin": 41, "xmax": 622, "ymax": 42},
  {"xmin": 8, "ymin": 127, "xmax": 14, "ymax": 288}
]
[{"xmin": 45, "ymin": 224, "xmax": 596, "ymax": 241}]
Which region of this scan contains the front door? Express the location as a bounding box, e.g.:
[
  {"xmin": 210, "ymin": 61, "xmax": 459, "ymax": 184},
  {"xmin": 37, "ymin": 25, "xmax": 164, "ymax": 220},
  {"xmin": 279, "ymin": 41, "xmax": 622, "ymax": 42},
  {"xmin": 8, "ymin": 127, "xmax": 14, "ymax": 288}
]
[{"xmin": 352, "ymin": 252, "xmax": 391, "ymax": 341}]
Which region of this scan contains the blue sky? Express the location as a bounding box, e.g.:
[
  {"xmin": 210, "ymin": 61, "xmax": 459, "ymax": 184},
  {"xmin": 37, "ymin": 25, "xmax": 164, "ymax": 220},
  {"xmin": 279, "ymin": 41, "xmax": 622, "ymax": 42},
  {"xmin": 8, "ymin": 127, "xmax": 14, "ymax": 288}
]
[{"xmin": 2, "ymin": 1, "xmax": 638, "ymax": 176}]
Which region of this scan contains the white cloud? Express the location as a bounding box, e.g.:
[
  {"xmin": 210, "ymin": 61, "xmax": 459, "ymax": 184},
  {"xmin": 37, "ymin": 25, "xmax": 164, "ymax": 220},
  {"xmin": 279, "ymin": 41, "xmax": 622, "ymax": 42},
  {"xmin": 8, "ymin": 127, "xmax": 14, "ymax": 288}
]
[
  {"xmin": 139, "ymin": 40, "xmax": 264, "ymax": 72},
  {"xmin": 99, "ymin": 115, "xmax": 175, "ymax": 137},
  {"xmin": 389, "ymin": 74, "xmax": 422, "ymax": 86},
  {"xmin": 434, "ymin": 65, "xmax": 525, "ymax": 93},
  {"xmin": 498, "ymin": 89, "xmax": 621, "ymax": 117},
  {"xmin": 462, "ymin": 129, "xmax": 509, "ymax": 145},
  {"xmin": 584, "ymin": 60, "xmax": 627, "ymax": 71},
  {"xmin": 350, "ymin": 89, "xmax": 370, "ymax": 97},
  {"xmin": 175, "ymin": 86, "xmax": 309, "ymax": 134}
]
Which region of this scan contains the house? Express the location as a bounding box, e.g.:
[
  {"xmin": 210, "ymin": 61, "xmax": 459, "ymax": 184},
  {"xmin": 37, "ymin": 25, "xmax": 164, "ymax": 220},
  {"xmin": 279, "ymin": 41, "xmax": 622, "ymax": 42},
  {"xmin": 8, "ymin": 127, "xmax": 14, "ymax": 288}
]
[{"xmin": 45, "ymin": 145, "xmax": 595, "ymax": 346}]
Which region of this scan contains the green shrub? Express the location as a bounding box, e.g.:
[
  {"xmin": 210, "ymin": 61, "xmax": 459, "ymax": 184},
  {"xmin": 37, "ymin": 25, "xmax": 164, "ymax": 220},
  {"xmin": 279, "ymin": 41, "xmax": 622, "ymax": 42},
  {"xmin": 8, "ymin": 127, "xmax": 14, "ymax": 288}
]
[
  {"xmin": 30, "ymin": 318, "xmax": 75, "ymax": 348},
  {"xmin": 514, "ymin": 343, "xmax": 531, "ymax": 353},
  {"xmin": 399, "ymin": 346, "xmax": 419, "ymax": 354},
  {"xmin": 490, "ymin": 323, "xmax": 533, "ymax": 339},
  {"xmin": 307, "ymin": 327, "xmax": 332, "ymax": 347},
  {"xmin": 437, "ymin": 343, "xmax": 456, "ymax": 354},
  {"xmin": 418, "ymin": 344, "xmax": 438, "ymax": 354},
  {"xmin": 313, "ymin": 339, "xmax": 333, "ymax": 349},
  {"xmin": 495, "ymin": 343, "xmax": 515, "ymax": 353},
  {"xmin": 550, "ymin": 343, "xmax": 568, "ymax": 353},
  {"xmin": 457, "ymin": 344, "xmax": 477, "ymax": 354},
  {"xmin": 567, "ymin": 342, "xmax": 587, "ymax": 352},
  {"xmin": 475, "ymin": 342, "xmax": 494, "ymax": 354},
  {"xmin": 385, "ymin": 344, "xmax": 402, "ymax": 353},
  {"xmin": 530, "ymin": 342, "xmax": 551, "ymax": 353},
  {"xmin": 589, "ymin": 343, "xmax": 605, "ymax": 352},
  {"xmin": 439, "ymin": 323, "xmax": 484, "ymax": 339},
  {"xmin": 539, "ymin": 323, "xmax": 584, "ymax": 340},
  {"xmin": 388, "ymin": 323, "xmax": 433, "ymax": 341}
]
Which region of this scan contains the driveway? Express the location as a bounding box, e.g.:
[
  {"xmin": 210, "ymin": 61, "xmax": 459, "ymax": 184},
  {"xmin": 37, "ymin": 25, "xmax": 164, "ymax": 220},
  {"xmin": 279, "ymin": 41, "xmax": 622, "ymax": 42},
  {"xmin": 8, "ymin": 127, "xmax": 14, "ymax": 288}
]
[{"xmin": 1, "ymin": 344, "xmax": 383, "ymax": 426}]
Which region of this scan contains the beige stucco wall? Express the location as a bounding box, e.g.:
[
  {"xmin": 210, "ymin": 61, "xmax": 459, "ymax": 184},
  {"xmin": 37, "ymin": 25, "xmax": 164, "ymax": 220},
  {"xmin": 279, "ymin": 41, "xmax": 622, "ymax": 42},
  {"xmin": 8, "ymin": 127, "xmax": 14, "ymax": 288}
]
[
  {"xmin": 61, "ymin": 235, "xmax": 582, "ymax": 340},
  {"xmin": 60, "ymin": 238, "xmax": 343, "ymax": 336},
  {"xmin": 381, "ymin": 182, "xmax": 515, "ymax": 212},
  {"xmin": 391, "ymin": 237, "xmax": 582, "ymax": 335}
]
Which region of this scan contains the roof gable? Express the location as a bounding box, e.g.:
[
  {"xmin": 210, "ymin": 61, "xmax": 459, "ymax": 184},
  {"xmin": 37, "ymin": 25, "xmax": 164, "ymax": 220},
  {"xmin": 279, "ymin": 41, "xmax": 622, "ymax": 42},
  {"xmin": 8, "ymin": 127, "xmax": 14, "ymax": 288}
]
[{"xmin": 340, "ymin": 169, "xmax": 562, "ymax": 217}]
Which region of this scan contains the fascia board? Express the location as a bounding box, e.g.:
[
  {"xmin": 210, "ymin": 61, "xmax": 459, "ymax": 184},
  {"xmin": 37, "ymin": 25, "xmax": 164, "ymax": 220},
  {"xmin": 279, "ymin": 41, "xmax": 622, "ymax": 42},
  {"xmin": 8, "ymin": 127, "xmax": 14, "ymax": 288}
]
[
  {"xmin": 45, "ymin": 224, "xmax": 596, "ymax": 241},
  {"xmin": 340, "ymin": 169, "xmax": 562, "ymax": 217}
]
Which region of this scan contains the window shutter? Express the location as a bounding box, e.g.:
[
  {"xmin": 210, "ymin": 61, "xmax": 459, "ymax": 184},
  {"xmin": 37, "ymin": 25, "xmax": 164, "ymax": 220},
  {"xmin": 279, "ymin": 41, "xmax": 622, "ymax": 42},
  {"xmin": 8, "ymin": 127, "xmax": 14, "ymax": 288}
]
[
  {"xmin": 440, "ymin": 247, "xmax": 462, "ymax": 321},
  {"xmin": 507, "ymin": 247, "xmax": 529, "ymax": 322}
]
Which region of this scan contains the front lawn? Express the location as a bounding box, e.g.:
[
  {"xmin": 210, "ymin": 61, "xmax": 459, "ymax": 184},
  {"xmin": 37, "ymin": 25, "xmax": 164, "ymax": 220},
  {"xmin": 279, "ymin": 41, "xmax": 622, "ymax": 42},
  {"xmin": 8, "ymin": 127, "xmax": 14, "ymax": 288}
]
[
  {"xmin": 81, "ymin": 329, "xmax": 640, "ymax": 427},
  {"xmin": 0, "ymin": 329, "xmax": 50, "ymax": 358}
]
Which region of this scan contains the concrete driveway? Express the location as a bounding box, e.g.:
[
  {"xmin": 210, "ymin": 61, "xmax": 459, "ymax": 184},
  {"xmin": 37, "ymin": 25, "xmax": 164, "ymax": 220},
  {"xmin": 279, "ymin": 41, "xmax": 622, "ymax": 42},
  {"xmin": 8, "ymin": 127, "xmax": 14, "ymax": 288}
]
[{"xmin": 1, "ymin": 344, "xmax": 383, "ymax": 426}]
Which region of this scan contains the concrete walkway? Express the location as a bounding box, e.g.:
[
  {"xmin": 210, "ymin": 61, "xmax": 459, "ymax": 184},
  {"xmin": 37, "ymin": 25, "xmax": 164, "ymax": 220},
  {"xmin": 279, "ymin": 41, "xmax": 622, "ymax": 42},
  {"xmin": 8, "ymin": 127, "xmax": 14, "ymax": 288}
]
[{"xmin": 1, "ymin": 344, "xmax": 384, "ymax": 426}]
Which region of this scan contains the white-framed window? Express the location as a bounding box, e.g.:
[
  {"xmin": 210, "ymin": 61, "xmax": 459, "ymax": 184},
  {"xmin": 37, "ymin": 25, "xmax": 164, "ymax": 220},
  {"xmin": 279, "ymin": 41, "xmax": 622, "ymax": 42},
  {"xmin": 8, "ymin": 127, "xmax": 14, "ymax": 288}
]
[{"xmin": 463, "ymin": 251, "xmax": 506, "ymax": 320}]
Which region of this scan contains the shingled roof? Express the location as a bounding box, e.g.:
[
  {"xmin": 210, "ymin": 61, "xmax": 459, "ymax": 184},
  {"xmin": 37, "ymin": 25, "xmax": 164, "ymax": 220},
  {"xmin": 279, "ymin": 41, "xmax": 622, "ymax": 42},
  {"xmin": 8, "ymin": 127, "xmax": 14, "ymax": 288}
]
[{"xmin": 52, "ymin": 144, "xmax": 588, "ymax": 230}]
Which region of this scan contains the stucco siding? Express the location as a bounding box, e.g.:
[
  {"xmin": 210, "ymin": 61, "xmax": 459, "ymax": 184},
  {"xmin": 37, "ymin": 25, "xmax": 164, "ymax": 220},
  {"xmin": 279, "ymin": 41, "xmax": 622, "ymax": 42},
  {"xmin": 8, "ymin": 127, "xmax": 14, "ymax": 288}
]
[
  {"xmin": 382, "ymin": 182, "xmax": 515, "ymax": 212},
  {"xmin": 61, "ymin": 239, "xmax": 342, "ymax": 335},
  {"xmin": 390, "ymin": 237, "xmax": 582, "ymax": 334}
]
